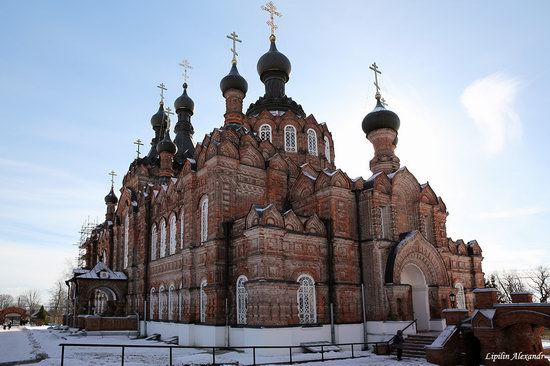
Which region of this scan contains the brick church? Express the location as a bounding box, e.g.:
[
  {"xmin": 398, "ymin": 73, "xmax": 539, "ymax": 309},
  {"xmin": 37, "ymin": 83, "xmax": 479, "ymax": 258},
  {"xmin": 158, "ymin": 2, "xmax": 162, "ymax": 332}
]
[{"xmin": 68, "ymin": 4, "xmax": 485, "ymax": 347}]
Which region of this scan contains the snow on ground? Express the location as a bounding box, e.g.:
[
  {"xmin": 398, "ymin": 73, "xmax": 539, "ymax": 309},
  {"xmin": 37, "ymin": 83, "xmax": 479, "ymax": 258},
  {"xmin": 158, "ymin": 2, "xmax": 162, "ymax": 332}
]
[
  {"xmin": 0, "ymin": 326, "xmax": 431, "ymax": 366},
  {"xmin": 0, "ymin": 326, "xmax": 35, "ymax": 363}
]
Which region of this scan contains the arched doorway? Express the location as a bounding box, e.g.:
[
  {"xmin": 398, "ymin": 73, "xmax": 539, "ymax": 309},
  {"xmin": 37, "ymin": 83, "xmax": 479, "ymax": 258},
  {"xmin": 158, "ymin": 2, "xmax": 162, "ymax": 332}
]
[
  {"xmin": 89, "ymin": 287, "xmax": 117, "ymax": 316},
  {"xmin": 401, "ymin": 263, "xmax": 430, "ymax": 331}
]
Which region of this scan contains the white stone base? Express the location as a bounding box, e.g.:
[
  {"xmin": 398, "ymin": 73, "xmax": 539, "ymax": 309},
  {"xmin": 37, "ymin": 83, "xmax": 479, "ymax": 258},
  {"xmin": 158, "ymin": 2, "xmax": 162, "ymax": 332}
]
[
  {"xmin": 366, "ymin": 321, "xmax": 417, "ymax": 343},
  {"xmin": 429, "ymin": 318, "xmax": 446, "ymax": 331},
  {"xmin": 141, "ymin": 321, "xmax": 364, "ymax": 355}
]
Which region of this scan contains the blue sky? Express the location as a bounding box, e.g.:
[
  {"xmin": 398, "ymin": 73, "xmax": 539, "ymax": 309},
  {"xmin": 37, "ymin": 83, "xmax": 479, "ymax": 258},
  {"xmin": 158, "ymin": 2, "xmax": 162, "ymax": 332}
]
[{"xmin": 1, "ymin": 0, "xmax": 549, "ymax": 301}]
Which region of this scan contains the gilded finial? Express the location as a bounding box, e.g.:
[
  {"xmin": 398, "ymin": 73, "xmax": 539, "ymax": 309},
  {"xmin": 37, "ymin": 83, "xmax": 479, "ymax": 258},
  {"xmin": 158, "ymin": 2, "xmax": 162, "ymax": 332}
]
[
  {"xmin": 226, "ymin": 31, "xmax": 242, "ymax": 65},
  {"xmin": 261, "ymin": 1, "xmax": 282, "ymax": 40},
  {"xmin": 369, "ymin": 62, "xmax": 382, "ymax": 100}
]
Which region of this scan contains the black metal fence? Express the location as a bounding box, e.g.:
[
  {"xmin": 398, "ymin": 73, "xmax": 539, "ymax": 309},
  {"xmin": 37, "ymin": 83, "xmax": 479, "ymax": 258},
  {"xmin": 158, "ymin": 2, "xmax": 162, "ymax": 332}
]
[{"xmin": 59, "ymin": 341, "xmax": 380, "ymax": 366}]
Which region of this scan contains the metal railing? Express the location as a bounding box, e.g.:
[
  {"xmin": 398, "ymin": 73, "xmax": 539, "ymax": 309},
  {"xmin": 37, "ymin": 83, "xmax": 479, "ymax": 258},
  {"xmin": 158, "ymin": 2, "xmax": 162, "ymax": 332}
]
[
  {"xmin": 59, "ymin": 319, "xmax": 418, "ymax": 365},
  {"xmin": 59, "ymin": 341, "xmax": 382, "ymax": 366}
]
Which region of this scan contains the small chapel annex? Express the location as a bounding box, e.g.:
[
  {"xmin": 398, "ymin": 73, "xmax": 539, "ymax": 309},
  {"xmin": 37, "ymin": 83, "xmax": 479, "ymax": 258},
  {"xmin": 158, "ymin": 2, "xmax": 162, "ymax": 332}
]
[{"xmin": 68, "ymin": 7, "xmax": 485, "ymax": 347}]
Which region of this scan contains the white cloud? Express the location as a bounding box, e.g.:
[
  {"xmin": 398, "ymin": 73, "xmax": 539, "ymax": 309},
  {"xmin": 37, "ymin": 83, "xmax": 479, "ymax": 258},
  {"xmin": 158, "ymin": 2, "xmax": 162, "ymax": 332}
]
[
  {"xmin": 461, "ymin": 73, "xmax": 521, "ymax": 156},
  {"xmin": 471, "ymin": 206, "xmax": 547, "ymax": 219}
]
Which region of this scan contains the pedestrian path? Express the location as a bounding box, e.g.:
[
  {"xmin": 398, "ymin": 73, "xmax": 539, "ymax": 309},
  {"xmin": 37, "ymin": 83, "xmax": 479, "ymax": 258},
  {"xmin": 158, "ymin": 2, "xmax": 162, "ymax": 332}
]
[{"xmin": 0, "ymin": 326, "xmax": 34, "ymax": 364}]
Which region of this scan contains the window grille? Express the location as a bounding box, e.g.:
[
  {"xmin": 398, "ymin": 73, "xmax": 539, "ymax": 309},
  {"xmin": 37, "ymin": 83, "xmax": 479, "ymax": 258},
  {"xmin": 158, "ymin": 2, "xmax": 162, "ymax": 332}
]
[
  {"xmin": 236, "ymin": 276, "xmax": 248, "ymax": 325},
  {"xmin": 123, "ymin": 214, "xmax": 129, "ymax": 268},
  {"xmin": 284, "ymin": 125, "xmax": 297, "ymax": 152},
  {"xmin": 324, "ymin": 136, "xmax": 331, "ymax": 162},
  {"xmin": 297, "ymin": 275, "xmax": 316, "ymax": 324},
  {"xmin": 455, "ymin": 283, "xmax": 466, "ymax": 309},
  {"xmin": 259, "ymin": 124, "xmax": 272, "ymax": 142},
  {"xmin": 151, "ymin": 225, "xmax": 157, "ymax": 260},
  {"xmin": 200, "ymin": 280, "xmax": 207, "ymax": 322},
  {"xmin": 200, "ymin": 196, "xmax": 208, "ymax": 243},
  {"xmin": 160, "ymin": 219, "xmax": 166, "ymax": 257},
  {"xmin": 307, "ymin": 129, "xmax": 318, "ymax": 156},
  {"xmin": 169, "ymin": 214, "xmax": 177, "ymax": 255}
]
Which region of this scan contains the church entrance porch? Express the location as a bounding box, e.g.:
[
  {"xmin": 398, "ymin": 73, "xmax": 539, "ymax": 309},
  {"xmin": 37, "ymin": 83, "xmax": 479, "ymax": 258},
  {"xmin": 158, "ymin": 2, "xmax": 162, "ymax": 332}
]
[{"xmin": 401, "ymin": 263, "xmax": 430, "ymax": 331}]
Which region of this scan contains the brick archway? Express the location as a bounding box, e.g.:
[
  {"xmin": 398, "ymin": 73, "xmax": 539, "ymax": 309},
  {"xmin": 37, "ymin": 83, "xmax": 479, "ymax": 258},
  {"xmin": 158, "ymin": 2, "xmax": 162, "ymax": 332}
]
[
  {"xmin": 495, "ymin": 310, "xmax": 550, "ymax": 329},
  {"xmin": 386, "ymin": 231, "xmax": 450, "ymax": 286}
]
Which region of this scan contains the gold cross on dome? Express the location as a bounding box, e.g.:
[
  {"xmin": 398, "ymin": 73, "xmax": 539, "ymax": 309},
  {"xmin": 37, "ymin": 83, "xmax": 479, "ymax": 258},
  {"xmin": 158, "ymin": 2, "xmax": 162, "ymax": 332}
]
[
  {"xmin": 178, "ymin": 59, "xmax": 193, "ymax": 83},
  {"xmin": 134, "ymin": 139, "xmax": 144, "ymax": 158},
  {"xmin": 157, "ymin": 83, "xmax": 167, "ymax": 103},
  {"xmin": 369, "ymin": 62, "xmax": 382, "ymax": 99},
  {"xmin": 226, "ymin": 31, "xmax": 242, "ymax": 64},
  {"xmin": 108, "ymin": 170, "xmax": 117, "ymax": 187},
  {"xmin": 261, "ymin": 1, "xmax": 282, "ymax": 37}
]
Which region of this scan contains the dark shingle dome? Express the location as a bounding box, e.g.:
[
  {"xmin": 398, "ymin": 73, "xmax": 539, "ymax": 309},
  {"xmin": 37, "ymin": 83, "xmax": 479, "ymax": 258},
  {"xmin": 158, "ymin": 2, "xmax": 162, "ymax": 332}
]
[
  {"xmin": 362, "ymin": 99, "xmax": 400, "ymax": 137},
  {"xmin": 174, "ymin": 83, "xmax": 194, "ymax": 114},
  {"xmin": 151, "ymin": 102, "xmax": 167, "ymax": 128},
  {"xmin": 157, "ymin": 130, "xmax": 177, "ymax": 154},
  {"xmin": 257, "ymin": 37, "xmax": 291, "ymax": 82},
  {"xmin": 220, "ymin": 63, "xmax": 248, "ymax": 95},
  {"xmin": 104, "ymin": 187, "xmax": 118, "ymax": 204}
]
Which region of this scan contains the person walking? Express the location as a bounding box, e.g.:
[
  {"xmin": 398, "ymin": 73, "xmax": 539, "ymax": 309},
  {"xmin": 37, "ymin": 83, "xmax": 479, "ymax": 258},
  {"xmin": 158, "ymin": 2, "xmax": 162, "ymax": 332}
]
[{"xmin": 392, "ymin": 329, "xmax": 405, "ymax": 361}]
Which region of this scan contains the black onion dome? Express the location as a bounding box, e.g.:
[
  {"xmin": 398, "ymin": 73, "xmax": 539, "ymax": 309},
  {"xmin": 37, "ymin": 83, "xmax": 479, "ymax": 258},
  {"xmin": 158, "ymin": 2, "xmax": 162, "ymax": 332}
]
[
  {"xmin": 362, "ymin": 99, "xmax": 401, "ymax": 137},
  {"xmin": 220, "ymin": 63, "xmax": 248, "ymax": 95},
  {"xmin": 104, "ymin": 187, "xmax": 118, "ymax": 204},
  {"xmin": 157, "ymin": 130, "xmax": 177, "ymax": 154},
  {"xmin": 257, "ymin": 37, "xmax": 291, "ymax": 81},
  {"xmin": 174, "ymin": 83, "xmax": 194, "ymax": 114},
  {"xmin": 151, "ymin": 102, "xmax": 167, "ymax": 129}
]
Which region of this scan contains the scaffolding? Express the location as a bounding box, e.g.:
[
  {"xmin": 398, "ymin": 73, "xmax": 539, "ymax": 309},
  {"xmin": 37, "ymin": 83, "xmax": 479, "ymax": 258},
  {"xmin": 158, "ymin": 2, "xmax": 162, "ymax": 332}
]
[{"xmin": 75, "ymin": 216, "xmax": 99, "ymax": 268}]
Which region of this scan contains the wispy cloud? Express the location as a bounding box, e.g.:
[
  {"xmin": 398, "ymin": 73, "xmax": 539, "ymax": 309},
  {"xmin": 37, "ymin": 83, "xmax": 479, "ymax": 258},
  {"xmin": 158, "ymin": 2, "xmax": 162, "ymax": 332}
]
[
  {"xmin": 461, "ymin": 73, "xmax": 521, "ymax": 156},
  {"xmin": 471, "ymin": 206, "xmax": 547, "ymax": 219}
]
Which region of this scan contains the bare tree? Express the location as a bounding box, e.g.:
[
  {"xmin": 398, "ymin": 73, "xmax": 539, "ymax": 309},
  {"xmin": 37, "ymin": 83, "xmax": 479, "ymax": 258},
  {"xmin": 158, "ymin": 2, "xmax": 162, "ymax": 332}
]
[
  {"xmin": 48, "ymin": 279, "xmax": 68, "ymax": 324},
  {"xmin": 492, "ymin": 271, "xmax": 526, "ymax": 303},
  {"xmin": 22, "ymin": 289, "xmax": 42, "ymax": 314},
  {"xmin": 0, "ymin": 294, "xmax": 14, "ymax": 309},
  {"xmin": 529, "ymin": 265, "xmax": 550, "ymax": 303}
]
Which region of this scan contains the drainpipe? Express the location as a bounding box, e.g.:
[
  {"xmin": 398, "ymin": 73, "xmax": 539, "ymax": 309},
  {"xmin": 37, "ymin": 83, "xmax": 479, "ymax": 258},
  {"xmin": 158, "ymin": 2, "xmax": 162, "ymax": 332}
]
[
  {"xmin": 323, "ymin": 218, "xmax": 336, "ymax": 344},
  {"xmin": 223, "ymin": 221, "xmax": 234, "ymax": 348},
  {"xmin": 354, "ymin": 189, "xmax": 368, "ymax": 347},
  {"xmin": 143, "ymin": 198, "xmax": 152, "ymax": 337}
]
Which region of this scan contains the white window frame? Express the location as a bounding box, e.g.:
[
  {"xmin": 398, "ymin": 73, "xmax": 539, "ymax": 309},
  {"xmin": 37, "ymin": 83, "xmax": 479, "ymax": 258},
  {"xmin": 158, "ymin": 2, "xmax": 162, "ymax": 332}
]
[
  {"xmin": 455, "ymin": 283, "xmax": 466, "ymax": 309},
  {"xmin": 123, "ymin": 214, "xmax": 129, "ymax": 268},
  {"xmin": 151, "ymin": 224, "xmax": 157, "ymax": 260},
  {"xmin": 158, "ymin": 286, "xmax": 165, "ymax": 320},
  {"xmin": 297, "ymin": 274, "xmax": 317, "ymax": 324},
  {"xmin": 284, "ymin": 125, "xmax": 297, "ymax": 152},
  {"xmin": 149, "ymin": 288, "xmax": 156, "ymax": 320},
  {"xmin": 160, "ymin": 219, "xmax": 167, "ymax": 257},
  {"xmin": 168, "ymin": 285, "xmax": 175, "ymax": 321},
  {"xmin": 169, "ymin": 213, "xmax": 177, "ymax": 255},
  {"xmin": 200, "ymin": 196, "xmax": 208, "ymax": 243},
  {"xmin": 200, "ymin": 280, "xmax": 207, "ymax": 323},
  {"xmin": 307, "ymin": 129, "xmax": 318, "ymax": 156},
  {"xmin": 178, "ymin": 285, "xmax": 183, "ymax": 321},
  {"xmin": 324, "ymin": 136, "xmax": 331, "ymax": 163},
  {"xmin": 236, "ymin": 275, "xmax": 248, "ymax": 325},
  {"xmin": 259, "ymin": 124, "xmax": 272, "ymax": 142}
]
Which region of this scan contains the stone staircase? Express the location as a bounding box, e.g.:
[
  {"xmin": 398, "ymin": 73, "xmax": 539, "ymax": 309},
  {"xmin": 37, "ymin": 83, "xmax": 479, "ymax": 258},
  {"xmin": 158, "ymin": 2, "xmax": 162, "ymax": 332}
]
[{"xmin": 392, "ymin": 333, "xmax": 439, "ymax": 359}]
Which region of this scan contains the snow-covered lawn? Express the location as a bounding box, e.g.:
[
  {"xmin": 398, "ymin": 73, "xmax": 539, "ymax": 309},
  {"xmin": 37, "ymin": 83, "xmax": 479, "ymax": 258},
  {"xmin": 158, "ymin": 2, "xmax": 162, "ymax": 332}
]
[{"xmin": 0, "ymin": 326, "xmax": 431, "ymax": 366}]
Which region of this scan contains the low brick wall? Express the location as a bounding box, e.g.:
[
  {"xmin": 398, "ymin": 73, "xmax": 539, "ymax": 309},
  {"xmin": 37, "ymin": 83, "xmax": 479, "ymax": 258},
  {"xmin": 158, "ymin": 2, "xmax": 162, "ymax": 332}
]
[{"xmin": 77, "ymin": 315, "xmax": 138, "ymax": 331}]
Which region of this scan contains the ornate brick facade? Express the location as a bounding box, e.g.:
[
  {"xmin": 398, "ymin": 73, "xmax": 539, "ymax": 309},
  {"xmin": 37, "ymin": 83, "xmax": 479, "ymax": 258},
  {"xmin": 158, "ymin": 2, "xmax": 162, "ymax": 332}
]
[{"xmin": 72, "ymin": 33, "xmax": 484, "ymax": 345}]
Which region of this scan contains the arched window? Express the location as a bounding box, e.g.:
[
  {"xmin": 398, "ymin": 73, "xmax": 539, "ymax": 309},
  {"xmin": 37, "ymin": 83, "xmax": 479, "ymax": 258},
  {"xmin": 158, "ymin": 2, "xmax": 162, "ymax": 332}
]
[
  {"xmin": 236, "ymin": 275, "xmax": 248, "ymax": 325},
  {"xmin": 160, "ymin": 219, "xmax": 167, "ymax": 257},
  {"xmin": 151, "ymin": 224, "xmax": 157, "ymax": 261},
  {"xmin": 180, "ymin": 207, "xmax": 185, "ymax": 248},
  {"xmin": 380, "ymin": 206, "xmax": 391, "ymax": 239},
  {"xmin": 200, "ymin": 280, "xmax": 207, "ymax": 322},
  {"xmin": 169, "ymin": 213, "xmax": 177, "ymax": 255},
  {"xmin": 149, "ymin": 288, "xmax": 156, "ymax": 320},
  {"xmin": 297, "ymin": 274, "xmax": 316, "ymax": 324},
  {"xmin": 123, "ymin": 214, "xmax": 129, "ymax": 268},
  {"xmin": 307, "ymin": 129, "xmax": 318, "ymax": 156},
  {"xmin": 168, "ymin": 285, "xmax": 175, "ymax": 321},
  {"xmin": 158, "ymin": 286, "xmax": 165, "ymax": 320},
  {"xmin": 284, "ymin": 125, "xmax": 297, "ymax": 152},
  {"xmin": 93, "ymin": 290, "xmax": 107, "ymax": 315},
  {"xmin": 101, "ymin": 249, "xmax": 107, "ymax": 264},
  {"xmin": 200, "ymin": 196, "xmax": 208, "ymax": 243},
  {"xmin": 259, "ymin": 124, "xmax": 272, "ymax": 142},
  {"xmin": 324, "ymin": 136, "xmax": 331, "ymax": 163},
  {"xmin": 455, "ymin": 283, "xmax": 466, "ymax": 309}
]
